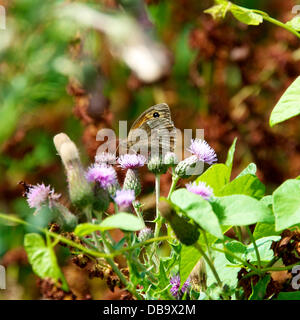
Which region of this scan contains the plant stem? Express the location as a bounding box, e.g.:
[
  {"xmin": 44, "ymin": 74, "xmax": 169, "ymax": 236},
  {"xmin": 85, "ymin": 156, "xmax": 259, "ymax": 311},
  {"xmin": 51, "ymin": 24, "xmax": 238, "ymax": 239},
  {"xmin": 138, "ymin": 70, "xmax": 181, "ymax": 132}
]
[
  {"xmin": 245, "ymin": 226, "xmax": 262, "ymax": 271},
  {"xmin": 101, "ymin": 231, "xmax": 143, "ymax": 300},
  {"xmin": 234, "ymin": 226, "xmax": 243, "ymax": 243},
  {"xmin": 211, "ymin": 245, "xmax": 260, "ymax": 274},
  {"xmin": 251, "ymin": 10, "xmax": 300, "ymax": 39},
  {"xmin": 202, "ymin": 229, "xmax": 213, "ymax": 261},
  {"xmin": 193, "ymin": 242, "xmax": 222, "ymax": 288},
  {"xmin": 154, "ymin": 174, "xmax": 161, "ymax": 237},
  {"xmin": 84, "ymin": 207, "xmax": 101, "ymax": 250},
  {"xmin": 167, "ymin": 174, "xmax": 179, "ymax": 200},
  {"xmin": 133, "ymin": 201, "xmax": 143, "ymax": 220}
]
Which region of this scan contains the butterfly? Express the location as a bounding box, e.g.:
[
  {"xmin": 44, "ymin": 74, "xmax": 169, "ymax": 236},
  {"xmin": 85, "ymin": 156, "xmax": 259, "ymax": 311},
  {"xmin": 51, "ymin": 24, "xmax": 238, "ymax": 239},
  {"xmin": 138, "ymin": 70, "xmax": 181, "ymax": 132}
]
[{"xmin": 125, "ymin": 103, "xmax": 176, "ymax": 158}]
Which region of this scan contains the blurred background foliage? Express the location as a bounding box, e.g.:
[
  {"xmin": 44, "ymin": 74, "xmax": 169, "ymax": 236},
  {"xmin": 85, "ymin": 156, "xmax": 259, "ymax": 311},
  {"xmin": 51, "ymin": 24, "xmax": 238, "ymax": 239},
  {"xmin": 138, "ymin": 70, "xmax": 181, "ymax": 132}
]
[{"xmin": 1, "ymin": 0, "xmax": 300, "ymax": 299}]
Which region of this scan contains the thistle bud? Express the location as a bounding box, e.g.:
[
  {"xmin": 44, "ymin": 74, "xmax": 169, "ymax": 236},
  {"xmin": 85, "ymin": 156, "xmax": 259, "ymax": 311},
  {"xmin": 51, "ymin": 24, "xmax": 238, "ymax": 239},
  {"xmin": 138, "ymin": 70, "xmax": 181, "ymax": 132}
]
[
  {"xmin": 53, "ymin": 203, "xmax": 78, "ymax": 231},
  {"xmin": 164, "ymin": 152, "xmax": 178, "ymax": 168},
  {"xmin": 93, "ymin": 186, "xmax": 110, "ymax": 212},
  {"xmin": 147, "ymin": 156, "xmax": 168, "ymax": 175},
  {"xmin": 53, "ymin": 133, "xmax": 93, "ymax": 209},
  {"xmin": 123, "ymin": 169, "xmax": 141, "ymax": 197},
  {"xmin": 174, "ymin": 155, "xmax": 200, "ymax": 178},
  {"xmin": 161, "ymin": 210, "xmax": 200, "ymax": 246},
  {"xmin": 138, "ymin": 227, "xmax": 153, "ymax": 242}
]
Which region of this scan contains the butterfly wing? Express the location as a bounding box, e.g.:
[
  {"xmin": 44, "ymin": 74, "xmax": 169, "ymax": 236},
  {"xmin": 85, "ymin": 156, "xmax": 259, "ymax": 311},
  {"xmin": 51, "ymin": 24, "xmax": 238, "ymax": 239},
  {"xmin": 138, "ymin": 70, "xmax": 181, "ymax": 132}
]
[{"xmin": 127, "ymin": 103, "xmax": 176, "ymax": 157}]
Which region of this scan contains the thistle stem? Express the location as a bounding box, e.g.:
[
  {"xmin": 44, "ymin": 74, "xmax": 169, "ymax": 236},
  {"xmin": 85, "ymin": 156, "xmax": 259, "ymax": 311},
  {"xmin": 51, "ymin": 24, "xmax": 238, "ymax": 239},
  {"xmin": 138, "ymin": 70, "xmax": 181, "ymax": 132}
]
[{"xmin": 245, "ymin": 226, "xmax": 262, "ymax": 271}]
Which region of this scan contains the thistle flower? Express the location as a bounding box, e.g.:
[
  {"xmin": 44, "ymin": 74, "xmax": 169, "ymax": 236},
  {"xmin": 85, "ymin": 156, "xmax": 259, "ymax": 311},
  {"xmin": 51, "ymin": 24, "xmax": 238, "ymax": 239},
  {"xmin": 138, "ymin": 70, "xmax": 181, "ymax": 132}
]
[
  {"xmin": 25, "ymin": 183, "xmax": 77, "ymax": 231},
  {"xmin": 86, "ymin": 164, "xmax": 117, "ymax": 189},
  {"xmin": 188, "ymin": 139, "xmax": 217, "ymax": 165},
  {"xmin": 118, "ymin": 153, "xmax": 146, "ymax": 170},
  {"xmin": 138, "ymin": 227, "xmax": 153, "ymax": 242},
  {"xmin": 186, "ymin": 181, "xmax": 214, "ymax": 200},
  {"xmin": 26, "ymin": 183, "xmax": 61, "ymax": 210},
  {"xmin": 114, "ymin": 189, "xmax": 135, "ymax": 208},
  {"xmin": 170, "ymin": 275, "xmax": 191, "ymax": 298},
  {"xmin": 170, "ymin": 275, "xmax": 181, "ymax": 297},
  {"xmin": 95, "ymin": 152, "xmax": 116, "ymax": 165},
  {"xmin": 181, "ymin": 277, "xmax": 191, "ymax": 294}
]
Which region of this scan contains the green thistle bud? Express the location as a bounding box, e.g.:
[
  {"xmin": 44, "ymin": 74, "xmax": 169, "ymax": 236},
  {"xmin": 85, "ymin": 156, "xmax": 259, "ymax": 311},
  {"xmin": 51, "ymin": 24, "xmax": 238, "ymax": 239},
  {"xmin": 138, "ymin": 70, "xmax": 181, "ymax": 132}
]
[
  {"xmin": 93, "ymin": 186, "xmax": 110, "ymax": 212},
  {"xmin": 138, "ymin": 227, "xmax": 153, "ymax": 242},
  {"xmin": 53, "ymin": 203, "xmax": 78, "ymax": 231},
  {"xmin": 123, "ymin": 168, "xmax": 141, "ymax": 196},
  {"xmin": 147, "ymin": 156, "xmax": 168, "ymax": 175},
  {"xmin": 161, "ymin": 210, "xmax": 200, "ymax": 246},
  {"xmin": 164, "ymin": 152, "xmax": 178, "ymax": 168},
  {"xmin": 175, "ymin": 155, "xmax": 200, "ymax": 178},
  {"xmin": 54, "ymin": 133, "xmax": 94, "ymax": 209}
]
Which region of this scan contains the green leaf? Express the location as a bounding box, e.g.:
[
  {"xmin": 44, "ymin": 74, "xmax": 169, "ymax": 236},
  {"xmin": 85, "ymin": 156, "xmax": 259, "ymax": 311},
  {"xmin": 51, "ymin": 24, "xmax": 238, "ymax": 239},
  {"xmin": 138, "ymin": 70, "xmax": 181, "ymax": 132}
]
[
  {"xmin": 218, "ymin": 174, "xmax": 265, "ymax": 199},
  {"xmin": 249, "ymin": 274, "xmax": 271, "ymax": 300},
  {"xmin": 236, "ymin": 163, "xmax": 257, "ymax": 178},
  {"xmin": 196, "ymin": 164, "xmax": 230, "ymax": 195},
  {"xmin": 180, "ymin": 227, "xmax": 231, "ymax": 284},
  {"xmin": 270, "ymin": 76, "xmax": 300, "ymax": 126},
  {"xmin": 230, "ymin": 5, "xmax": 263, "ymax": 26},
  {"xmin": 204, "ymin": 1, "xmax": 231, "ymax": 20},
  {"xmin": 273, "ymin": 179, "xmax": 300, "ymax": 231},
  {"xmin": 246, "ymin": 236, "xmax": 280, "ymax": 263},
  {"xmin": 75, "ymin": 213, "xmax": 145, "ymax": 236},
  {"xmin": 253, "ymin": 222, "xmax": 280, "ymax": 240},
  {"xmin": 171, "ymin": 189, "xmax": 223, "ymax": 239},
  {"xmin": 206, "ymin": 243, "xmax": 240, "ymax": 290},
  {"xmin": 224, "ymin": 240, "xmax": 247, "ymax": 264},
  {"xmin": 260, "ymin": 195, "xmax": 273, "ymax": 208},
  {"xmin": 211, "ymin": 195, "xmax": 274, "ymax": 226},
  {"xmin": 24, "ymin": 233, "xmax": 68, "ymax": 291},
  {"xmin": 225, "ymin": 137, "xmax": 237, "ymax": 177},
  {"xmin": 286, "ymin": 16, "xmax": 300, "ymax": 31},
  {"xmin": 277, "ymin": 291, "xmax": 300, "ymax": 300}
]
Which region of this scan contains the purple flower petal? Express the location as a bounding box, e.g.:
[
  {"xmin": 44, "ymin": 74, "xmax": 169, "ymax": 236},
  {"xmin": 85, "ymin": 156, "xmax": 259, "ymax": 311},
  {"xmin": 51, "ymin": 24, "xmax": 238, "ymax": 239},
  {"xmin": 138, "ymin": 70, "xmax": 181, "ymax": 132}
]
[
  {"xmin": 188, "ymin": 139, "xmax": 217, "ymax": 165},
  {"xmin": 118, "ymin": 154, "xmax": 146, "ymax": 169},
  {"xmin": 186, "ymin": 181, "xmax": 214, "ymax": 200},
  {"xmin": 86, "ymin": 164, "xmax": 117, "ymax": 189},
  {"xmin": 114, "ymin": 189, "xmax": 135, "ymax": 207},
  {"xmin": 26, "ymin": 183, "xmax": 60, "ymax": 210}
]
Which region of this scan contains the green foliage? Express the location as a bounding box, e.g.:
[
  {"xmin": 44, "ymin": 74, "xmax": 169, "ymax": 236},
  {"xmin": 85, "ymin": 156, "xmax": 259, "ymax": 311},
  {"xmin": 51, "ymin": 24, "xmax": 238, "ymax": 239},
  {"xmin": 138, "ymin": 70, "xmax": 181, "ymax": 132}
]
[
  {"xmin": 171, "ymin": 189, "xmax": 223, "ymax": 239},
  {"xmin": 269, "ymin": 76, "xmax": 300, "ymax": 126},
  {"xmin": 196, "ymin": 164, "xmax": 230, "ymax": 195},
  {"xmin": 211, "ymin": 194, "xmax": 274, "ymax": 226},
  {"xmin": 286, "ymin": 17, "xmax": 300, "ymax": 31},
  {"xmin": 273, "ymin": 179, "xmax": 300, "ymax": 231},
  {"xmin": 24, "ymin": 233, "xmax": 68, "ymax": 291},
  {"xmin": 205, "ymin": 1, "xmax": 263, "ymax": 26},
  {"xmin": 249, "ymin": 274, "xmax": 271, "ymax": 300},
  {"xmin": 75, "ymin": 213, "xmax": 145, "ymax": 236},
  {"xmin": 225, "ymin": 137, "xmax": 237, "ymax": 177},
  {"xmin": 218, "ymin": 174, "xmax": 265, "ymax": 199}
]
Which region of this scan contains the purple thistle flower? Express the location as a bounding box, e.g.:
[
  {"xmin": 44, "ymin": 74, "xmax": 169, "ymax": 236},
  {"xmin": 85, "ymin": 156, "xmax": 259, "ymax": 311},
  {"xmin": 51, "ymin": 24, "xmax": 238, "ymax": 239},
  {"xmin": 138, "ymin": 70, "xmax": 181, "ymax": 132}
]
[
  {"xmin": 26, "ymin": 183, "xmax": 61, "ymax": 210},
  {"xmin": 188, "ymin": 139, "xmax": 217, "ymax": 165},
  {"xmin": 186, "ymin": 181, "xmax": 214, "ymax": 200},
  {"xmin": 170, "ymin": 275, "xmax": 181, "ymax": 297},
  {"xmin": 118, "ymin": 154, "xmax": 146, "ymax": 170},
  {"xmin": 86, "ymin": 164, "xmax": 117, "ymax": 189},
  {"xmin": 181, "ymin": 277, "xmax": 191, "ymax": 294},
  {"xmin": 95, "ymin": 152, "xmax": 116, "ymax": 165},
  {"xmin": 114, "ymin": 189, "xmax": 135, "ymax": 207}
]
